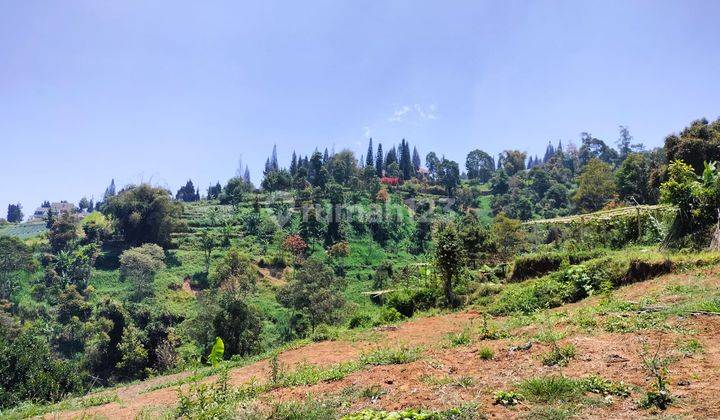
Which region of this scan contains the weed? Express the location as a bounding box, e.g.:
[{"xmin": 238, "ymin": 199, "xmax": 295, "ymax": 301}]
[
  {"xmin": 541, "ymin": 342, "xmax": 576, "ymax": 366},
  {"xmin": 360, "ymin": 346, "xmax": 422, "ymax": 365},
  {"xmin": 581, "ymin": 375, "xmax": 631, "ymax": 397},
  {"xmin": 454, "ymin": 376, "xmax": 475, "ymax": 388},
  {"xmin": 446, "ymin": 328, "xmax": 472, "ymax": 347},
  {"xmin": 678, "ymin": 338, "xmax": 703, "ymax": 356},
  {"xmin": 518, "ymin": 376, "xmax": 581, "ymax": 403},
  {"xmin": 638, "ymin": 338, "xmax": 674, "ymax": 410},
  {"xmin": 361, "ymin": 385, "xmax": 385, "ymax": 400},
  {"xmin": 493, "ymin": 390, "xmax": 524, "ymax": 406},
  {"xmin": 478, "ymin": 346, "xmax": 494, "ymax": 360}
]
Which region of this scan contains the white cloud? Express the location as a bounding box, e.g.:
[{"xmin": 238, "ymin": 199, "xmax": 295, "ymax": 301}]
[
  {"xmin": 388, "ymin": 104, "xmax": 437, "ymax": 122},
  {"xmin": 389, "ymin": 105, "xmax": 411, "ymax": 122}
]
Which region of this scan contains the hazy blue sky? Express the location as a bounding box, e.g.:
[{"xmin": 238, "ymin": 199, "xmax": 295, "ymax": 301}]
[{"xmin": 2, "ymin": 0, "xmax": 719, "ymax": 217}]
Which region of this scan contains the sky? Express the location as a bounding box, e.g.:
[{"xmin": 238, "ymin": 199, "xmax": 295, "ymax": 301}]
[{"xmin": 1, "ymin": 0, "xmax": 719, "ymax": 218}]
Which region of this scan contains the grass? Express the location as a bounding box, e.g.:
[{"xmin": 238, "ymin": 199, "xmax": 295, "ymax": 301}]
[
  {"xmin": 478, "ymin": 346, "xmax": 494, "ymax": 360},
  {"xmin": 360, "ymin": 346, "xmax": 422, "ymax": 365},
  {"xmin": 517, "ymin": 376, "xmax": 583, "ymax": 403},
  {"xmin": 1, "ymin": 392, "xmax": 120, "ymax": 420},
  {"xmin": 541, "ymin": 343, "xmax": 576, "ymax": 367}
]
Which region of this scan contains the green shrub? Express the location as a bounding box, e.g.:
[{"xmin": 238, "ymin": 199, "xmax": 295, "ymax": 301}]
[
  {"xmin": 348, "ymin": 313, "xmax": 372, "ymax": 329},
  {"xmin": 511, "ymin": 252, "xmax": 564, "ymax": 281},
  {"xmin": 385, "ymin": 289, "xmax": 415, "ymax": 317},
  {"xmin": 581, "ymin": 375, "xmax": 630, "ymax": 397},
  {"xmin": 377, "ymin": 307, "xmax": 405, "ymax": 324},
  {"xmin": 310, "ymin": 324, "xmax": 339, "ymax": 342},
  {"xmin": 518, "ymin": 376, "xmax": 582, "ymax": 403},
  {"xmin": 478, "ymin": 347, "xmax": 494, "ymax": 360},
  {"xmin": 541, "ymin": 343, "xmax": 576, "ymax": 366}
]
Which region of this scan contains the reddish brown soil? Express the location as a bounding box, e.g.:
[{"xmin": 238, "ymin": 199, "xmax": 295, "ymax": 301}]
[{"xmin": 52, "ymin": 269, "xmax": 720, "ymax": 419}]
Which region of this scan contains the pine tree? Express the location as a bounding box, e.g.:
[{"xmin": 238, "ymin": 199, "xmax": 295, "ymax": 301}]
[
  {"xmin": 270, "ymin": 144, "xmax": 279, "ymax": 171},
  {"xmin": 243, "ymin": 167, "xmax": 251, "ymax": 185},
  {"xmin": 399, "ymin": 139, "xmax": 413, "ymax": 180},
  {"xmin": 412, "ymin": 146, "xmax": 421, "ymax": 171},
  {"xmin": 103, "ymin": 179, "xmax": 116, "ymax": 201},
  {"xmin": 290, "ymin": 151, "xmax": 298, "ymax": 176},
  {"xmin": 323, "ymin": 148, "xmax": 329, "ymax": 163},
  {"xmin": 375, "ymin": 143, "xmax": 384, "ymax": 177},
  {"xmin": 366, "ymin": 138, "xmax": 374, "ymax": 167}
]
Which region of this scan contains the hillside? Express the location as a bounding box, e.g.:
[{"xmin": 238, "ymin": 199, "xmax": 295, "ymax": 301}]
[{"xmin": 14, "ymin": 263, "xmax": 720, "ymax": 419}]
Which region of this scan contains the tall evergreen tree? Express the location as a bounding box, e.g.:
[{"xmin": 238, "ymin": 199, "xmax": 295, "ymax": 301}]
[
  {"xmin": 6, "ymin": 204, "xmax": 23, "ymax": 223},
  {"xmin": 375, "ymin": 143, "xmax": 384, "ymax": 177},
  {"xmin": 412, "ymin": 146, "xmax": 421, "ymax": 171},
  {"xmin": 366, "ymin": 138, "xmax": 374, "ymax": 167},
  {"xmin": 103, "ymin": 179, "xmax": 116, "ymax": 201},
  {"xmin": 270, "ymin": 144, "xmax": 279, "ymax": 172},
  {"xmin": 290, "ymin": 151, "xmax": 298, "ymax": 176},
  {"xmin": 399, "ymin": 139, "xmax": 413, "ymax": 179},
  {"xmin": 243, "ymin": 167, "xmax": 251, "ymax": 185}
]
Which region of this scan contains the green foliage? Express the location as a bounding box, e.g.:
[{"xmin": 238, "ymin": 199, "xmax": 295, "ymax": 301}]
[
  {"xmin": 435, "ymin": 222, "xmax": 465, "ymax": 307},
  {"xmin": 104, "ymin": 183, "xmax": 183, "ymax": 247},
  {"xmin": 517, "ymin": 376, "xmax": 582, "ymax": 403},
  {"xmin": 541, "ymin": 343, "xmax": 576, "ymax": 367},
  {"xmin": 360, "ymin": 346, "xmax": 422, "ymax": 366},
  {"xmin": 378, "ymin": 306, "xmax": 405, "ymax": 324},
  {"xmin": 211, "ymin": 247, "xmax": 257, "ymax": 294},
  {"xmin": 478, "ymin": 346, "xmax": 494, "ymax": 360},
  {"xmin": 0, "ymin": 327, "xmax": 86, "ymax": 409},
  {"xmin": 343, "ymin": 406, "xmax": 479, "ymax": 419},
  {"xmin": 213, "ymin": 293, "xmax": 262, "ymax": 357},
  {"xmin": 493, "ymin": 390, "xmax": 524, "ymax": 406},
  {"xmin": 115, "ymin": 325, "xmax": 149, "ymax": 380},
  {"xmin": 207, "ymin": 337, "xmax": 225, "ymax": 367},
  {"xmin": 0, "ymin": 236, "xmax": 35, "ymax": 300},
  {"xmin": 511, "ymin": 252, "xmax": 564, "ymax": 281},
  {"xmin": 277, "ymin": 259, "xmax": 345, "ymax": 334},
  {"xmin": 574, "ymin": 159, "xmax": 617, "ymax": 212},
  {"xmin": 176, "ymin": 370, "xmax": 258, "ymax": 419},
  {"xmin": 119, "ymin": 244, "xmax": 166, "ymax": 299},
  {"xmin": 581, "ymin": 375, "xmax": 630, "ymax": 397}
]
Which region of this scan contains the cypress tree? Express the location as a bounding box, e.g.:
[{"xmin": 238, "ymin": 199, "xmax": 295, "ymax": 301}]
[
  {"xmin": 366, "ymin": 138, "xmax": 374, "ymax": 167},
  {"xmin": 375, "ymin": 144, "xmax": 384, "ymax": 177}
]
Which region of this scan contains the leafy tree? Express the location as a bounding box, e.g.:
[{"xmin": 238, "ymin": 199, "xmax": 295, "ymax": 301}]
[
  {"xmin": 78, "ymin": 197, "xmax": 91, "ymax": 212},
  {"xmin": 213, "ymin": 293, "xmax": 262, "ymax": 357},
  {"xmin": 411, "ymin": 200, "xmax": 432, "ymax": 254},
  {"xmin": 115, "ymin": 325, "xmax": 149, "ymax": 380},
  {"xmin": 0, "ymin": 236, "xmax": 35, "ymax": 300},
  {"xmin": 578, "ymin": 133, "xmax": 618, "ymax": 166},
  {"xmin": 44, "ymin": 244, "xmax": 98, "ymax": 290},
  {"xmin": 211, "ymin": 247, "xmax": 257, "ymax": 295},
  {"xmin": 491, "ymin": 212, "xmax": 525, "ymax": 260},
  {"xmin": 81, "ymin": 211, "xmax": 112, "ymax": 244},
  {"xmin": 458, "ymin": 213, "xmax": 492, "ymax": 268},
  {"xmin": 220, "ymin": 177, "xmax": 250, "ymax": 208},
  {"xmin": 437, "ymin": 159, "xmax": 460, "ymax": 196},
  {"xmin": 616, "ymin": 153, "xmax": 653, "ymax": 204},
  {"xmin": 498, "ymin": 150, "xmax": 526, "ymax": 176},
  {"xmin": 198, "ymin": 230, "xmax": 217, "ymax": 275},
  {"xmin": 661, "ymin": 160, "xmax": 720, "ymax": 240},
  {"xmin": 426, "ymin": 152, "xmax": 440, "ymax": 181},
  {"xmin": 573, "ymin": 158, "xmax": 617, "ymax": 212},
  {"xmin": 278, "ymin": 259, "xmax": 345, "ymax": 333},
  {"xmin": 465, "ymin": 149, "xmax": 495, "ymax": 182},
  {"xmin": 6, "ymin": 204, "xmax": 22, "ymax": 223},
  {"xmin": 48, "ymin": 211, "xmax": 79, "ymax": 253},
  {"xmin": 329, "ymin": 150, "xmax": 358, "ymax": 185},
  {"xmin": 664, "ymin": 117, "xmax": 720, "ymax": 174},
  {"xmin": 262, "ymin": 169, "xmax": 292, "ymax": 191},
  {"xmin": 104, "ymin": 184, "xmax": 183, "ymax": 248},
  {"xmin": 119, "ymin": 244, "xmax": 166, "ymax": 299},
  {"xmin": 0, "ymin": 326, "xmax": 85, "ymax": 409},
  {"xmin": 435, "ymin": 222, "xmax": 465, "ymax": 307}
]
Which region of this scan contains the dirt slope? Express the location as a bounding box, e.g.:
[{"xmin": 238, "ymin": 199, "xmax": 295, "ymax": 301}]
[{"xmin": 52, "ymin": 267, "xmax": 720, "ymax": 419}]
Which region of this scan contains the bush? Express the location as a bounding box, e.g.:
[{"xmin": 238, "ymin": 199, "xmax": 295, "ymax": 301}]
[
  {"xmin": 493, "ymin": 390, "xmax": 524, "ymax": 406},
  {"xmin": 378, "ymin": 307, "xmax": 405, "ymax": 324},
  {"xmin": 541, "ymin": 343, "xmax": 576, "ymax": 366},
  {"xmin": 510, "ymin": 252, "xmax": 564, "ymax": 281},
  {"xmin": 348, "ymin": 313, "xmax": 372, "ymax": 329},
  {"xmin": 478, "ymin": 347, "xmax": 494, "ymax": 360},
  {"xmin": 385, "ymin": 289, "xmax": 415, "ymax": 317},
  {"xmin": 360, "ymin": 347, "xmax": 421, "ymax": 366}
]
